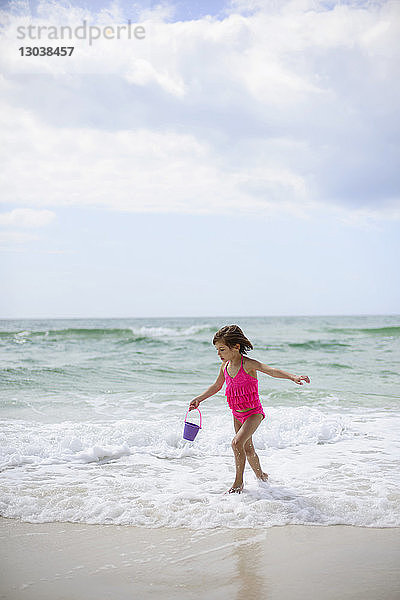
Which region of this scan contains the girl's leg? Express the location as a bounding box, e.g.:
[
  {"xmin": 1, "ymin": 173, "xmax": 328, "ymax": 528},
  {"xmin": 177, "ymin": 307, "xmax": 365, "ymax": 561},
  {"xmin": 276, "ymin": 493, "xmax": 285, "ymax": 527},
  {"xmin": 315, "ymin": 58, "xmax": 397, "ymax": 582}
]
[
  {"xmin": 243, "ymin": 437, "xmax": 268, "ymax": 482},
  {"xmin": 229, "ymin": 414, "xmax": 264, "ymax": 493},
  {"xmin": 231, "ymin": 417, "xmax": 243, "ymax": 492}
]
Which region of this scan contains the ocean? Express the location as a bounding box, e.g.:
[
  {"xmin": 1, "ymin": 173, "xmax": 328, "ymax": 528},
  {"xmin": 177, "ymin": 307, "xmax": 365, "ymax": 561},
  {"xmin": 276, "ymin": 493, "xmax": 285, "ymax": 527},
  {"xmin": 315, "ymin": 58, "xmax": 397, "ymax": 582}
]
[{"xmin": 0, "ymin": 315, "xmax": 399, "ymax": 529}]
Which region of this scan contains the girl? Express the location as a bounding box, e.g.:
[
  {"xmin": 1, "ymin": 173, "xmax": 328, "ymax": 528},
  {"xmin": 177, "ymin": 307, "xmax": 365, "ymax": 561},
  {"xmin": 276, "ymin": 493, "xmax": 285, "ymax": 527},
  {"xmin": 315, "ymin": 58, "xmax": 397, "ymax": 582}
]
[{"xmin": 189, "ymin": 325, "xmax": 310, "ymax": 494}]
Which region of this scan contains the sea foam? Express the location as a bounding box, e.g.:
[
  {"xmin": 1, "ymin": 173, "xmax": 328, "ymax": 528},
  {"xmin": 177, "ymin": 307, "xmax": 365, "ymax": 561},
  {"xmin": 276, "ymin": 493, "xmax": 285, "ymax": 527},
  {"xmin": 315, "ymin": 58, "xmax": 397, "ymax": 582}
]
[{"xmin": 1, "ymin": 406, "xmax": 399, "ymax": 529}]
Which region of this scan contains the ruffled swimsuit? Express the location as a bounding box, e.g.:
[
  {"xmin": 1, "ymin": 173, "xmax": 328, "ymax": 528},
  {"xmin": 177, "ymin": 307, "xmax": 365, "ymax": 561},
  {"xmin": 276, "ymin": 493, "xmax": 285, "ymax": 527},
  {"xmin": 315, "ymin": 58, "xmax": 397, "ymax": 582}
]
[{"xmin": 224, "ymin": 355, "xmax": 265, "ymax": 424}]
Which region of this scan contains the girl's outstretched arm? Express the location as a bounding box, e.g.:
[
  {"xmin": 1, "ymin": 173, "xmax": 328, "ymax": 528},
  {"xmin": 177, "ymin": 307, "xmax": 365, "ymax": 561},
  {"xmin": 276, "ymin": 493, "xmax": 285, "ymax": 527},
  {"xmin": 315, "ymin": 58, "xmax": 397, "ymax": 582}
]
[{"xmin": 250, "ymin": 359, "xmax": 310, "ymax": 385}]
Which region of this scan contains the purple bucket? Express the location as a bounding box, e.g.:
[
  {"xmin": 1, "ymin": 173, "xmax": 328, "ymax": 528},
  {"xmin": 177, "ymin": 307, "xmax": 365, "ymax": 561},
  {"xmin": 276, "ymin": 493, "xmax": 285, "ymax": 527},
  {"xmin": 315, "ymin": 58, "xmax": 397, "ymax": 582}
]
[{"xmin": 183, "ymin": 408, "xmax": 202, "ymax": 441}]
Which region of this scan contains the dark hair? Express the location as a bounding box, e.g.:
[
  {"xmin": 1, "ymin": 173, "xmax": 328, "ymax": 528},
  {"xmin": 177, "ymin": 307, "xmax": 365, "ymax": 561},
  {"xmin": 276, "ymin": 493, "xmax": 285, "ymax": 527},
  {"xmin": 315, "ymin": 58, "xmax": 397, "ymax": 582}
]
[{"xmin": 213, "ymin": 325, "xmax": 253, "ymax": 355}]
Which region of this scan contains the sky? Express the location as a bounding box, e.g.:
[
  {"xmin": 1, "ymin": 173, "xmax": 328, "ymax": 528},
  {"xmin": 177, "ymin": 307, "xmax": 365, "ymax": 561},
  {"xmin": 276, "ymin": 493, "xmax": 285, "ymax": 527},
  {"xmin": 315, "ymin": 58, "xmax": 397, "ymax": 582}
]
[{"xmin": 0, "ymin": 0, "xmax": 399, "ymax": 319}]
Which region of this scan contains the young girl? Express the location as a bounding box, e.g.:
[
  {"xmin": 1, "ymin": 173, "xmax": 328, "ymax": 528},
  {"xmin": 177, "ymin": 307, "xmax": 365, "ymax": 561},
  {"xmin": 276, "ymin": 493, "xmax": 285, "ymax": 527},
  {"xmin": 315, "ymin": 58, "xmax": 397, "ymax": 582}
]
[{"xmin": 189, "ymin": 325, "xmax": 310, "ymax": 494}]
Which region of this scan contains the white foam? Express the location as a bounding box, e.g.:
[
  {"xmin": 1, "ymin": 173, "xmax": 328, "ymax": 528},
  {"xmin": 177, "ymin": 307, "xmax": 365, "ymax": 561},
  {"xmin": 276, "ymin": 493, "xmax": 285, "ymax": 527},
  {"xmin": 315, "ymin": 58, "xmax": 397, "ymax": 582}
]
[
  {"xmin": 129, "ymin": 324, "xmax": 212, "ymax": 338},
  {"xmin": 0, "ymin": 406, "xmax": 399, "ymax": 528},
  {"xmin": 13, "ymin": 330, "xmax": 31, "ymax": 344},
  {"xmin": 74, "ymin": 443, "xmax": 131, "ymax": 463}
]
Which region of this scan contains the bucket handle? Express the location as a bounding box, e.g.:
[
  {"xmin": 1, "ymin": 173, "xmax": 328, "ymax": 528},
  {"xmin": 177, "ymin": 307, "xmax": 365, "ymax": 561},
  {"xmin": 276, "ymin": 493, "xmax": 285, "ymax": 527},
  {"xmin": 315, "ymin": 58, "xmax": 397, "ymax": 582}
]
[{"xmin": 185, "ymin": 407, "xmax": 202, "ymax": 428}]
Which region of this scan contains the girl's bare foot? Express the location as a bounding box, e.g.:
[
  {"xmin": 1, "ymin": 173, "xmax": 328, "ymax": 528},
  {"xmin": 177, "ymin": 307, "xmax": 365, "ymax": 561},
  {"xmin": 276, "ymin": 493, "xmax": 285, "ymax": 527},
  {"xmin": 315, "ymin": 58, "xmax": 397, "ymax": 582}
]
[{"xmin": 228, "ymin": 483, "xmax": 244, "ymax": 494}]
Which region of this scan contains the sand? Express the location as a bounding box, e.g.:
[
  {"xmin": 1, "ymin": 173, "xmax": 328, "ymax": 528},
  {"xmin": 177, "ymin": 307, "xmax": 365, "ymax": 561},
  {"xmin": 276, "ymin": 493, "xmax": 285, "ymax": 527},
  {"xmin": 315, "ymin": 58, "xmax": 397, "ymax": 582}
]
[{"xmin": 1, "ymin": 517, "xmax": 399, "ymax": 600}]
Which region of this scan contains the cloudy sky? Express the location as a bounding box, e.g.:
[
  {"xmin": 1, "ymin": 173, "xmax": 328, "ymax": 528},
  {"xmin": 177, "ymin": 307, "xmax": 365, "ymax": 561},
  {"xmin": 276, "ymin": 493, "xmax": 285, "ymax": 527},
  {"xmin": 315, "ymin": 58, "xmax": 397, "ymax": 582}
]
[{"xmin": 0, "ymin": 0, "xmax": 399, "ymax": 319}]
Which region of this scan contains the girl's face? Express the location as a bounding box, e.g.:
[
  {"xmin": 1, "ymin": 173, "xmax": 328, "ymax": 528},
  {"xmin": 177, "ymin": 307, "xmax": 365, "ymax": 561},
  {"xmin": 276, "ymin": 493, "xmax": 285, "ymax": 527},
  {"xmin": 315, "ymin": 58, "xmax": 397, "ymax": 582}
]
[{"xmin": 214, "ymin": 341, "xmax": 240, "ymax": 361}]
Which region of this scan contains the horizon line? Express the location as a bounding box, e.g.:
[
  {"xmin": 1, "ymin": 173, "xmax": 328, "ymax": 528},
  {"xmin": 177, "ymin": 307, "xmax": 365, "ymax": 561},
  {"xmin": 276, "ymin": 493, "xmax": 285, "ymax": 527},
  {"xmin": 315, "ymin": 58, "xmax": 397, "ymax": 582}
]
[{"xmin": 1, "ymin": 313, "xmax": 399, "ymax": 321}]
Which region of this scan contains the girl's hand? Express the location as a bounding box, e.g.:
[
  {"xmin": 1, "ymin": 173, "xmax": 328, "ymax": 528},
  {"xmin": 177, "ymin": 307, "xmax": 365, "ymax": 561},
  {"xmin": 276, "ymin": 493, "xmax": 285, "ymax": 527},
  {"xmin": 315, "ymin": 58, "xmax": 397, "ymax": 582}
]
[
  {"xmin": 292, "ymin": 375, "xmax": 310, "ymax": 385},
  {"xmin": 189, "ymin": 398, "xmax": 201, "ymax": 411}
]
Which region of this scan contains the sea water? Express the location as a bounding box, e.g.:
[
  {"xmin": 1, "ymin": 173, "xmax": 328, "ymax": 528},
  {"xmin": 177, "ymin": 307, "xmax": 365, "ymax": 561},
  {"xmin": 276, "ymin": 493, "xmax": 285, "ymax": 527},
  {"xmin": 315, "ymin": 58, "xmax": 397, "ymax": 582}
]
[{"xmin": 0, "ymin": 315, "xmax": 399, "ymax": 528}]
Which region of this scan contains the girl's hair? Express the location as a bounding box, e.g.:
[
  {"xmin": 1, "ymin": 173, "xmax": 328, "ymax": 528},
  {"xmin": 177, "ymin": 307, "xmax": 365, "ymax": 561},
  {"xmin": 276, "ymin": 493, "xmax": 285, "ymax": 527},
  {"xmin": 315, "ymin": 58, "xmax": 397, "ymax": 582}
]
[{"xmin": 213, "ymin": 325, "xmax": 253, "ymax": 355}]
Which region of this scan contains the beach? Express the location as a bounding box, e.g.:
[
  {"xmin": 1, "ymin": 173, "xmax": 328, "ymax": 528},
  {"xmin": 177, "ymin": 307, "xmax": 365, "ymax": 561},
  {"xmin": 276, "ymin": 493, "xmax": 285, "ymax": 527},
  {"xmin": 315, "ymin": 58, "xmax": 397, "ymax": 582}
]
[
  {"xmin": 1, "ymin": 316, "xmax": 399, "ymax": 598},
  {"xmin": 1, "ymin": 517, "xmax": 399, "ymax": 600}
]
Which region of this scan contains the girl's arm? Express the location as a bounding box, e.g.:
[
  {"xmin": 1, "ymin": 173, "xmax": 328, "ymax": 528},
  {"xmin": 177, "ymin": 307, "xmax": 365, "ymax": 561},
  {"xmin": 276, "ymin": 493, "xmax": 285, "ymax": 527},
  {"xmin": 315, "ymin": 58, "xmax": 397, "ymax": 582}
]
[
  {"xmin": 189, "ymin": 363, "xmax": 226, "ymax": 410},
  {"xmin": 251, "ymin": 359, "xmax": 310, "ymax": 385}
]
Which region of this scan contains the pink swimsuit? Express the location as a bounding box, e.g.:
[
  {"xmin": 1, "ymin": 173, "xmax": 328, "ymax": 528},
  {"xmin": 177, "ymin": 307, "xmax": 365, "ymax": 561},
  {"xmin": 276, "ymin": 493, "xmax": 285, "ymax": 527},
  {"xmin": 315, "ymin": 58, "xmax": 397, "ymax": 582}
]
[{"xmin": 224, "ymin": 355, "xmax": 265, "ymax": 424}]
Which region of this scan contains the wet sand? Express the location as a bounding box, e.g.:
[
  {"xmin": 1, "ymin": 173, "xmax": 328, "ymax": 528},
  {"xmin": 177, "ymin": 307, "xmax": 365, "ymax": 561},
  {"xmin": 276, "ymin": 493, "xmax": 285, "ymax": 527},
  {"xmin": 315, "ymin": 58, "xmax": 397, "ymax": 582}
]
[{"xmin": 1, "ymin": 517, "xmax": 399, "ymax": 600}]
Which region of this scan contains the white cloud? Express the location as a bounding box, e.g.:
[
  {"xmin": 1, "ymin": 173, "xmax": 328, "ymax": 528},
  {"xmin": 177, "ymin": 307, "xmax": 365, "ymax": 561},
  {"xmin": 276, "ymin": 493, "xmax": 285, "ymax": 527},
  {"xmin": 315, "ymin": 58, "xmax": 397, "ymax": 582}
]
[
  {"xmin": 0, "ymin": 0, "xmax": 398, "ymax": 222},
  {"xmin": 0, "ymin": 100, "xmax": 308, "ymax": 216},
  {"xmin": 0, "ymin": 208, "xmax": 56, "ymax": 227}
]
